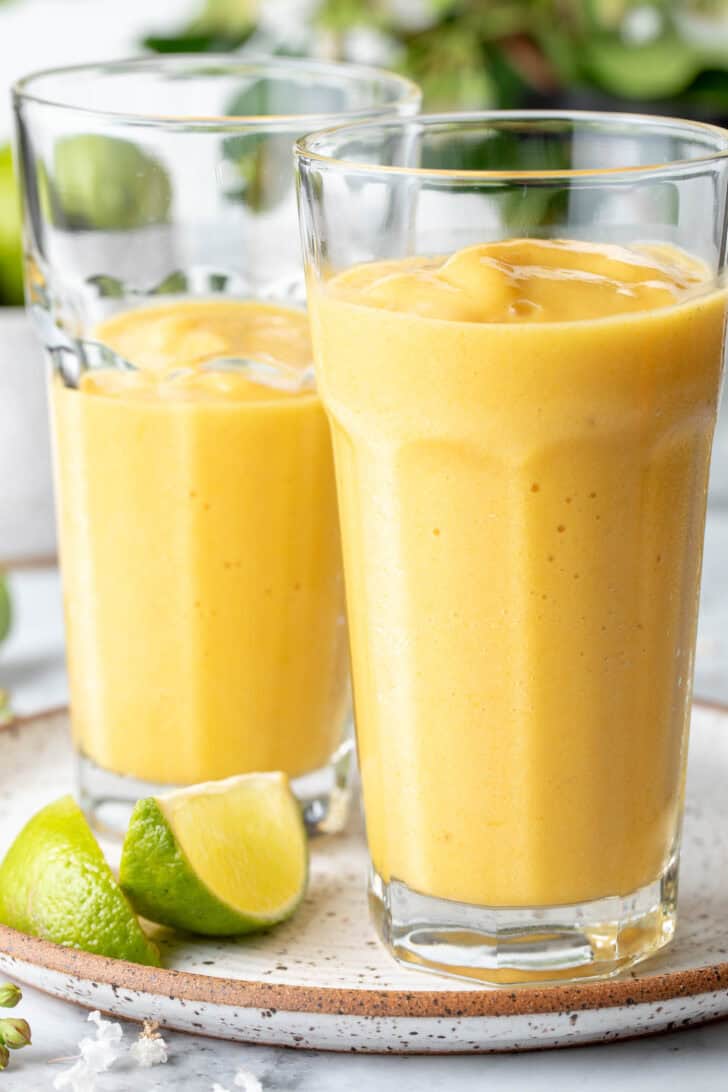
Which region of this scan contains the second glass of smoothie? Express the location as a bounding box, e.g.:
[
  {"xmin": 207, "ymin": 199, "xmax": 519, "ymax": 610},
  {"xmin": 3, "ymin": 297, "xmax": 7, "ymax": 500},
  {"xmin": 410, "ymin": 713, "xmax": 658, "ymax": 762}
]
[
  {"xmin": 13, "ymin": 57, "xmax": 419, "ymax": 834},
  {"xmin": 296, "ymin": 113, "xmax": 728, "ymax": 982}
]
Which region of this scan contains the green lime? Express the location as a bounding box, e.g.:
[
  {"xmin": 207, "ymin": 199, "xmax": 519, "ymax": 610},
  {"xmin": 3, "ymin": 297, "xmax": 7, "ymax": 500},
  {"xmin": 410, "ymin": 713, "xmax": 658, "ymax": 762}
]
[
  {"xmin": 0, "ymin": 145, "xmax": 24, "ymax": 306},
  {"xmin": 120, "ymin": 772, "xmax": 308, "ymax": 936},
  {"xmin": 48, "ymin": 135, "xmax": 172, "ymax": 231},
  {"xmin": 0, "ymin": 796, "xmax": 159, "ymax": 966}
]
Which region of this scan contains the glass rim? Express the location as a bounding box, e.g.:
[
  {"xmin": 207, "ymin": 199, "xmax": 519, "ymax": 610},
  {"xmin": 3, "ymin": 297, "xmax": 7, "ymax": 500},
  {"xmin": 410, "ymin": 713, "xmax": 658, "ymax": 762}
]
[
  {"xmin": 12, "ymin": 53, "xmax": 421, "ymax": 130},
  {"xmin": 295, "ymin": 109, "xmax": 728, "ymax": 183}
]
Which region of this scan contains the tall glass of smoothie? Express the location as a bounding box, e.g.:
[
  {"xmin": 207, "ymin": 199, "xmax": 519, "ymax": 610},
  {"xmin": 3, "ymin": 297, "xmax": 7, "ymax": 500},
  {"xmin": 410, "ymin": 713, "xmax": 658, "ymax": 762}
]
[
  {"xmin": 296, "ymin": 113, "xmax": 728, "ymax": 982},
  {"xmin": 13, "ymin": 57, "xmax": 420, "ymax": 835}
]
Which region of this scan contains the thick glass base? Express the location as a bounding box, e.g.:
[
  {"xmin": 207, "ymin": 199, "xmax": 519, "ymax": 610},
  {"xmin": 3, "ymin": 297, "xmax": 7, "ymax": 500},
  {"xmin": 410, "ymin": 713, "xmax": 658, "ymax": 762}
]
[
  {"xmin": 368, "ymin": 857, "xmax": 678, "ymax": 987},
  {"xmin": 78, "ymin": 737, "xmax": 355, "ymax": 840}
]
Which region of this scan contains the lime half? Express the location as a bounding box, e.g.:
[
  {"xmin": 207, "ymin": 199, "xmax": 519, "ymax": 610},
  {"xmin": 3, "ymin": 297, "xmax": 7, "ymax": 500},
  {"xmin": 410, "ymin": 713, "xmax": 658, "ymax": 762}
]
[
  {"xmin": 119, "ymin": 772, "xmax": 308, "ymax": 936},
  {"xmin": 0, "ymin": 796, "xmax": 160, "ymax": 965}
]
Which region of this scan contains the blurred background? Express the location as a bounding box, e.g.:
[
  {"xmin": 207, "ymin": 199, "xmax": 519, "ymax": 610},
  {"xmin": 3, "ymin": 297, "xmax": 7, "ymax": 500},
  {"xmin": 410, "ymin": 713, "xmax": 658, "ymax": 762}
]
[
  {"xmin": 6, "ymin": 0, "xmax": 728, "ymax": 315},
  {"xmin": 1, "ymin": 0, "xmax": 728, "ymax": 716}
]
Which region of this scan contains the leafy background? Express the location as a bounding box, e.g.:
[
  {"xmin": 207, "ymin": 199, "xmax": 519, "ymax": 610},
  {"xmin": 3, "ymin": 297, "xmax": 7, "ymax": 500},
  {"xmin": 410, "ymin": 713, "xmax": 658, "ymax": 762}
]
[
  {"xmin": 148, "ymin": 1, "xmax": 728, "ymax": 115},
  {"xmin": 2, "ymin": 0, "xmax": 728, "ymax": 306}
]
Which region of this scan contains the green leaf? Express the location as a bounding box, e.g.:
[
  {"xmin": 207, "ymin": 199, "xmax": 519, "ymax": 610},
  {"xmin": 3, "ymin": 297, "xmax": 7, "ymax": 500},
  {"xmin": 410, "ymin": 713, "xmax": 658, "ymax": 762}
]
[
  {"xmin": 221, "ymin": 82, "xmax": 300, "ymax": 213},
  {"xmin": 317, "ymin": 0, "xmax": 379, "ymax": 31},
  {"xmin": 403, "ymin": 24, "xmax": 497, "ymax": 109},
  {"xmin": 152, "ymin": 270, "xmax": 189, "ymax": 296},
  {"xmin": 537, "ymin": 26, "xmax": 581, "ymax": 83},
  {"xmin": 144, "ymin": 0, "xmax": 256, "ymax": 52},
  {"xmin": 187, "ymin": 0, "xmax": 256, "ymax": 35},
  {"xmin": 483, "ymin": 40, "xmax": 532, "ymax": 107},
  {"xmin": 143, "ymin": 32, "xmax": 250, "ymax": 53},
  {"xmin": 468, "ymin": 1, "xmax": 536, "ymax": 40},
  {"xmin": 86, "ymin": 274, "xmax": 125, "ymax": 299},
  {"xmin": 583, "ymin": 0, "xmax": 632, "ymax": 31},
  {"xmin": 681, "ymin": 68, "xmax": 728, "ymax": 112},
  {"xmin": 582, "ymin": 34, "xmax": 703, "ymax": 99}
]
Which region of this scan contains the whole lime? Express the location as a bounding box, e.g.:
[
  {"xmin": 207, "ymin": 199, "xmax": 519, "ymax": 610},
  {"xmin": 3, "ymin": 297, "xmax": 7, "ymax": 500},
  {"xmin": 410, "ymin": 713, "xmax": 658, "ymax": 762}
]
[
  {"xmin": 48, "ymin": 134, "xmax": 172, "ymax": 231},
  {"xmin": 0, "ymin": 145, "xmax": 24, "ymax": 306}
]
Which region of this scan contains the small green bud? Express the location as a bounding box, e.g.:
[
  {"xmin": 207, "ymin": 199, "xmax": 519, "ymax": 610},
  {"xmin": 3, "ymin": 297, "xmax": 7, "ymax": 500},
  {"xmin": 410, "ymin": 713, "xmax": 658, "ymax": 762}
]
[
  {"xmin": 0, "ymin": 985, "xmax": 21, "ymax": 1009},
  {"xmin": 0, "ymin": 1043, "xmax": 8, "ymax": 1070},
  {"xmin": 0, "ymin": 572, "xmax": 11, "ymax": 645},
  {"xmin": 0, "ymin": 1018, "xmax": 31, "ymax": 1049},
  {"xmin": 0, "ymin": 690, "xmax": 12, "ymax": 727}
]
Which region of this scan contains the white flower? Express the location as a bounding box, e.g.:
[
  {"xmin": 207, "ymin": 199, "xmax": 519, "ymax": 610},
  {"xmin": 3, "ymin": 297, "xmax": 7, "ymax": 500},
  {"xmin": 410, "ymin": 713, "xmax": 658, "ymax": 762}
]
[
  {"xmin": 130, "ymin": 1034, "xmax": 169, "ymax": 1067},
  {"xmin": 77, "ymin": 1035, "xmax": 120, "ymax": 1073},
  {"xmin": 86, "ymin": 1010, "xmax": 123, "ymax": 1045},
  {"xmin": 235, "ymin": 1070, "xmax": 264, "ymax": 1092},
  {"xmin": 53, "ymin": 1009, "xmax": 124, "ymax": 1090},
  {"xmin": 78, "ymin": 1011, "xmax": 124, "ymax": 1072},
  {"xmin": 53, "ymin": 1060, "xmax": 98, "ymax": 1092}
]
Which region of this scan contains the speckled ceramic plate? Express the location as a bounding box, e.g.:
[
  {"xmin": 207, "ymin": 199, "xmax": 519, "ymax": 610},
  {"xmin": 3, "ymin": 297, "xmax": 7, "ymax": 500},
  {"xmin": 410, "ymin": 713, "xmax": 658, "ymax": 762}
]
[{"xmin": 1, "ymin": 705, "xmax": 728, "ymax": 1053}]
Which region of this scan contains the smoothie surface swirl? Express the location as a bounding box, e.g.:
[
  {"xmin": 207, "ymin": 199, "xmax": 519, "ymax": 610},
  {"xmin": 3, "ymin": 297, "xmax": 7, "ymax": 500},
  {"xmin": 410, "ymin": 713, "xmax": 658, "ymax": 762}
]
[
  {"xmin": 87, "ymin": 299, "xmax": 313, "ymax": 402},
  {"xmin": 326, "ymin": 238, "xmax": 710, "ymax": 324}
]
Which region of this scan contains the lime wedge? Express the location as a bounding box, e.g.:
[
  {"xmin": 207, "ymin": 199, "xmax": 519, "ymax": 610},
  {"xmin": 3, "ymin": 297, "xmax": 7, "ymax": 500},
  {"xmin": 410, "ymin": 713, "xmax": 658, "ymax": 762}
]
[
  {"xmin": 119, "ymin": 772, "xmax": 308, "ymax": 936},
  {"xmin": 0, "ymin": 796, "xmax": 160, "ymax": 965}
]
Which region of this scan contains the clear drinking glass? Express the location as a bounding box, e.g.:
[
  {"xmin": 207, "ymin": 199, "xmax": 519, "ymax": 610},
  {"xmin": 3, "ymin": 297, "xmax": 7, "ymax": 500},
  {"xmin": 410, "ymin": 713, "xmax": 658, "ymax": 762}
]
[
  {"xmin": 296, "ymin": 112, "xmax": 728, "ymax": 983},
  {"xmin": 13, "ymin": 56, "xmax": 420, "ymax": 836}
]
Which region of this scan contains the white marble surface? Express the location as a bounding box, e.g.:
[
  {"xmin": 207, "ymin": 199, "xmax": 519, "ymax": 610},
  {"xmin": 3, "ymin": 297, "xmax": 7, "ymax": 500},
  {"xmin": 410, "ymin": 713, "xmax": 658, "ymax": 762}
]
[
  {"xmin": 2, "ymin": 983, "xmax": 728, "ymax": 1092},
  {"xmin": 1, "ymin": 505, "xmax": 728, "ymax": 1087}
]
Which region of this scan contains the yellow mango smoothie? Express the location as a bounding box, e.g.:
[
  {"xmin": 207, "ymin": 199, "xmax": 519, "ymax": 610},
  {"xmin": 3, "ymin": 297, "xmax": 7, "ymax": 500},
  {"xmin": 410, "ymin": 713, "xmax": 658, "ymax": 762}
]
[
  {"xmin": 310, "ymin": 239, "xmax": 726, "ymax": 909},
  {"xmin": 53, "ymin": 300, "xmax": 348, "ymax": 786}
]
